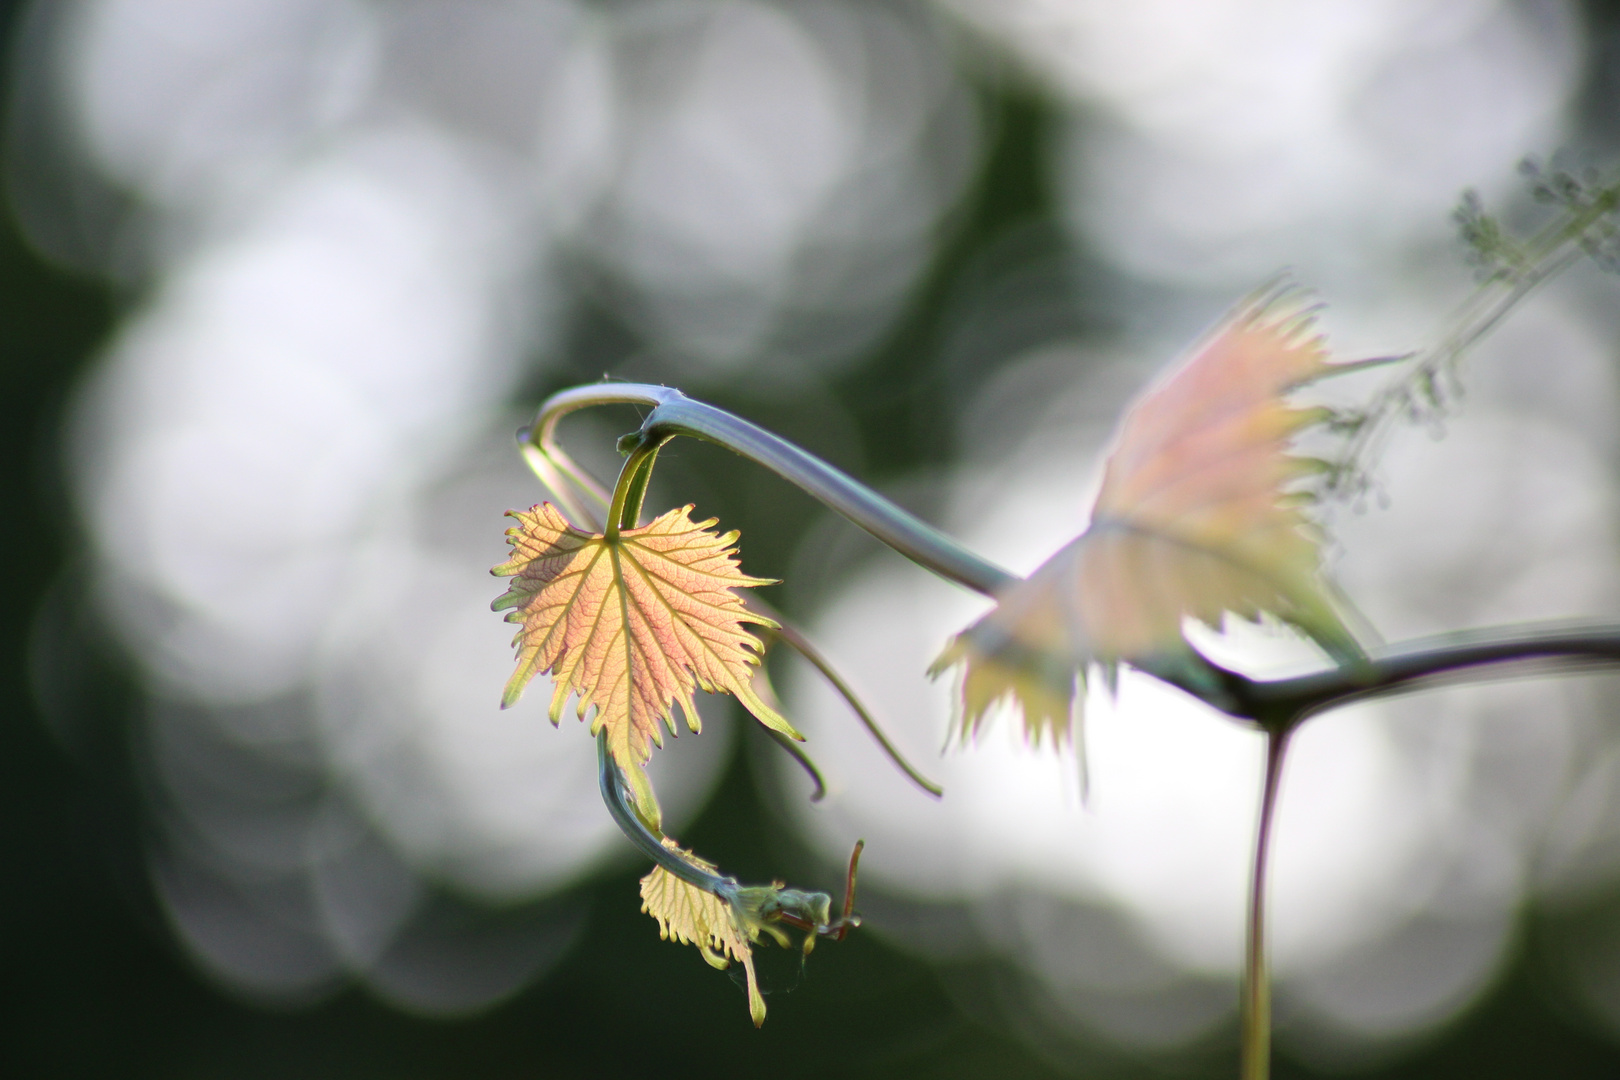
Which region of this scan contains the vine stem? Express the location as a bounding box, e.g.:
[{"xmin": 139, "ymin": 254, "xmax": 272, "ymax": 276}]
[
  {"xmin": 1243, "ymin": 727, "xmax": 1291, "ymax": 1080},
  {"xmin": 759, "ymin": 612, "xmax": 944, "ymax": 799},
  {"xmin": 597, "ymin": 730, "xmax": 737, "ymax": 896},
  {"xmin": 524, "ymin": 383, "xmax": 1015, "ymax": 596}
]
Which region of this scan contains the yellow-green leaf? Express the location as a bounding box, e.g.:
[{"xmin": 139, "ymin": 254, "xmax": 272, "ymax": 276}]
[
  {"xmin": 492, "ymin": 503, "xmax": 801, "ymax": 826},
  {"xmin": 639, "ymin": 842, "xmax": 766, "ymax": 1026},
  {"xmin": 933, "ymin": 292, "xmax": 1366, "ymax": 746}
]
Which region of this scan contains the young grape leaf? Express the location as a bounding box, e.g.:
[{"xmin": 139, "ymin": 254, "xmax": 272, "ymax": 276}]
[
  {"xmin": 640, "ymin": 842, "xmax": 767, "ymax": 1026},
  {"xmin": 933, "ymin": 291, "xmax": 1366, "ymax": 746},
  {"xmin": 638, "ymin": 837, "xmax": 856, "ymax": 1027},
  {"xmin": 492, "ymin": 503, "xmax": 802, "ymax": 826}
]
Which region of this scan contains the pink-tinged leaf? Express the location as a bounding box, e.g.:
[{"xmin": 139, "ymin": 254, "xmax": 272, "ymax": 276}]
[{"xmin": 934, "ymin": 291, "xmax": 1366, "ymax": 746}]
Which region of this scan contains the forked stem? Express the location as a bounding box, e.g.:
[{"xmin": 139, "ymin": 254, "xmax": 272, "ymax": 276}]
[{"xmin": 1243, "ymin": 728, "xmax": 1291, "ymax": 1080}]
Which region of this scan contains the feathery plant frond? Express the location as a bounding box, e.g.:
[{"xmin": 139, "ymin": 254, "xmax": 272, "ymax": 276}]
[{"xmin": 1324, "ymin": 157, "xmax": 1620, "ymax": 503}]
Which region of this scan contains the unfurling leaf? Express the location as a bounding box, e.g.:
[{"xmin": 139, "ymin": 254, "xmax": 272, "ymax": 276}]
[
  {"xmin": 492, "ymin": 503, "xmax": 802, "ymax": 827},
  {"xmin": 933, "ymin": 291, "xmax": 1366, "ymax": 746},
  {"xmin": 639, "ymin": 837, "xmax": 855, "ymax": 1027},
  {"xmin": 640, "ymin": 842, "xmax": 767, "ymax": 1027}
]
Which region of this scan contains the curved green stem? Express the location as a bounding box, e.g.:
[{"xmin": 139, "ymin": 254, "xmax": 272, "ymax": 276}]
[
  {"xmin": 761, "ymin": 617, "xmax": 943, "ymax": 799},
  {"xmin": 1242, "ymin": 729, "xmax": 1290, "ymax": 1080},
  {"xmin": 597, "ymin": 731, "xmax": 738, "ymax": 896},
  {"xmin": 521, "ymin": 384, "xmax": 654, "ymax": 529},
  {"xmin": 1168, "ymin": 621, "xmax": 1620, "ymax": 731},
  {"xmin": 761, "ymin": 723, "xmax": 829, "ymax": 802},
  {"xmin": 526, "ymin": 384, "xmax": 1015, "ymax": 597},
  {"xmin": 597, "ymin": 731, "xmax": 855, "ymax": 948},
  {"xmin": 1159, "ymin": 620, "xmax": 1620, "ymax": 1080},
  {"xmin": 605, "ymin": 435, "xmax": 667, "ymax": 538}
]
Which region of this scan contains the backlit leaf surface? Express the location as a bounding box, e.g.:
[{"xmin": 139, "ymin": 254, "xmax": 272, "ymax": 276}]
[
  {"xmin": 934, "ymin": 293, "xmax": 1365, "ymax": 745},
  {"xmin": 639, "ymin": 841, "xmax": 766, "ymax": 1026},
  {"xmin": 492, "ymin": 503, "xmax": 800, "ymax": 821}
]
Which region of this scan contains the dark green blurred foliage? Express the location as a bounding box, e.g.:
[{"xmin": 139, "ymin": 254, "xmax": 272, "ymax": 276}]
[{"xmin": 9, "ymin": 2, "xmax": 1620, "ymax": 1077}]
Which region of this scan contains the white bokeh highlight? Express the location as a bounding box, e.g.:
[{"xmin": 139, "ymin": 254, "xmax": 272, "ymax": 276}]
[{"xmin": 938, "ymin": 0, "xmax": 1581, "ymax": 288}]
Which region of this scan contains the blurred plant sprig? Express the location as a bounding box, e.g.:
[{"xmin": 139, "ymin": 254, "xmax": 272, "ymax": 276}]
[{"xmin": 1323, "ymin": 157, "xmax": 1620, "ymax": 504}]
